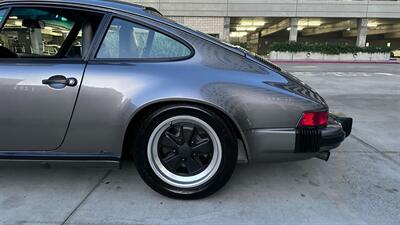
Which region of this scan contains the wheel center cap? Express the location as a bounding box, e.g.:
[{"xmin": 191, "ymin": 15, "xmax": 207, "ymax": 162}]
[{"xmin": 178, "ymin": 144, "xmax": 191, "ymax": 157}]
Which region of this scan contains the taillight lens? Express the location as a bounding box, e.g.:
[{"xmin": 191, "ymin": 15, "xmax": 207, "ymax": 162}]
[{"xmin": 298, "ymin": 111, "xmax": 329, "ymax": 127}]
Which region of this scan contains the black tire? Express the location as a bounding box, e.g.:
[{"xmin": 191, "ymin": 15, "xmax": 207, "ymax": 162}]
[{"xmin": 133, "ymin": 104, "xmax": 238, "ymax": 199}]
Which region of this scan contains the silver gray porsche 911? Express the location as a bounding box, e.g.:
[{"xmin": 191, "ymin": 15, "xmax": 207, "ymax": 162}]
[{"xmin": 0, "ymin": 0, "xmax": 352, "ymax": 199}]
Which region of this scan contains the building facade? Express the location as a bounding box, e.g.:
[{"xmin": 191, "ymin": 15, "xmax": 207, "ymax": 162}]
[{"xmin": 126, "ymin": 0, "xmax": 400, "ymax": 54}]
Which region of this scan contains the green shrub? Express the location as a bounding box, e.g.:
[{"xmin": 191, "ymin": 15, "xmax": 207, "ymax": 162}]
[{"xmin": 268, "ymin": 42, "xmax": 392, "ymax": 55}]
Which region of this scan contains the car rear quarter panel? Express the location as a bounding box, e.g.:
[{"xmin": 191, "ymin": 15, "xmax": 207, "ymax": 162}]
[{"xmin": 58, "ymin": 17, "xmax": 325, "ymax": 158}]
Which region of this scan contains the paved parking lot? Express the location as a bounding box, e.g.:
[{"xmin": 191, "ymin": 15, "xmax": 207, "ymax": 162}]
[{"xmin": 1, "ymin": 63, "xmax": 399, "ymax": 225}]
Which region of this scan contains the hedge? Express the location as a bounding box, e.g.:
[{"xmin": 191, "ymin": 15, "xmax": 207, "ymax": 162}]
[{"xmin": 268, "ymin": 42, "xmax": 392, "ymax": 55}]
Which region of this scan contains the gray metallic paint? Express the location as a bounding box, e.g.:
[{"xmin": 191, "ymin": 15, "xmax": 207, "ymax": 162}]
[
  {"xmin": 0, "ymin": 61, "xmax": 85, "ymax": 151},
  {"xmin": 0, "ymin": 0, "xmax": 332, "ymax": 163}
]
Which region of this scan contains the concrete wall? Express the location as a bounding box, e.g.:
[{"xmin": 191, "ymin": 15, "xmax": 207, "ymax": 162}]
[
  {"xmin": 168, "ymin": 16, "xmax": 226, "ymax": 38},
  {"xmin": 126, "ymin": 0, "xmax": 400, "ymax": 18}
]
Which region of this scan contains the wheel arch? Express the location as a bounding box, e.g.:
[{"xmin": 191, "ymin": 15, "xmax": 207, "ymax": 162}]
[{"xmin": 122, "ymin": 99, "xmax": 249, "ymax": 161}]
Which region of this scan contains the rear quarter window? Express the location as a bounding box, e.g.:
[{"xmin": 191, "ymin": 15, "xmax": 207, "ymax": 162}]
[{"xmin": 97, "ymin": 18, "xmax": 191, "ymax": 60}]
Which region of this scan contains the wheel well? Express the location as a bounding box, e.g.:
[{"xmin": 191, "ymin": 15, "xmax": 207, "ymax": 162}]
[{"xmin": 122, "ymin": 101, "xmax": 247, "ymax": 160}]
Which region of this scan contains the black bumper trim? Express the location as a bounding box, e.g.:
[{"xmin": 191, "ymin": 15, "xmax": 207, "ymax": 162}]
[
  {"xmin": 295, "ymin": 128, "xmax": 321, "ymax": 153},
  {"xmin": 295, "ymin": 115, "xmax": 353, "ymax": 153},
  {"xmin": 331, "ymin": 115, "xmax": 353, "ymax": 137},
  {"xmin": 320, "ymin": 125, "xmax": 346, "ymax": 147}
]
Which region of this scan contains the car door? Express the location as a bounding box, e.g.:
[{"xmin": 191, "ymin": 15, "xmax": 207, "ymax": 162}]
[
  {"xmin": 60, "ymin": 16, "xmax": 193, "ymax": 154},
  {"xmin": 0, "ymin": 6, "xmax": 103, "ymax": 151}
]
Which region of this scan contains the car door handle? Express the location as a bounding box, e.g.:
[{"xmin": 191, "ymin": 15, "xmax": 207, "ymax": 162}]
[{"xmin": 42, "ymin": 75, "xmax": 78, "ymax": 88}]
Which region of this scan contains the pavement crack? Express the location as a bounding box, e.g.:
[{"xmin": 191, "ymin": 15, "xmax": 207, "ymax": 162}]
[
  {"xmin": 351, "ymin": 134, "xmax": 400, "ymax": 167},
  {"xmin": 60, "ymin": 169, "xmax": 112, "ymax": 225}
]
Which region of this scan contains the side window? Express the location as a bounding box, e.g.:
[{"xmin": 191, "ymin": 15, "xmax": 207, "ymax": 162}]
[
  {"xmin": 97, "ymin": 18, "xmax": 191, "ymax": 59},
  {"xmin": 0, "ymin": 7, "xmax": 103, "ymax": 58}
]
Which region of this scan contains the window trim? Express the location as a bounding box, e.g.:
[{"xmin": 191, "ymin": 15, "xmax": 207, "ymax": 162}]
[
  {"xmin": 0, "ymin": 7, "xmax": 11, "ymax": 30},
  {"xmin": 91, "ymin": 15, "xmax": 195, "ymax": 63},
  {"xmin": 0, "ymin": 4, "xmax": 108, "ymax": 62},
  {"xmin": 0, "ymin": 58, "xmax": 85, "ymax": 64}
]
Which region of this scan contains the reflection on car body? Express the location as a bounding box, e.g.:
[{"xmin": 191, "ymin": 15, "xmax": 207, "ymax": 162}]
[{"xmin": 0, "ymin": 0, "xmax": 352, "ymax": 199}]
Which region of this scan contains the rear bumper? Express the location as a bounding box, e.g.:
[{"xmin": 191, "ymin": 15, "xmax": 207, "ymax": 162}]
[
  {"xmin": 322, "ymin": 115, "xmax": 352, "ymax": 150},
  {"xmin": 295, "ymin": 114, "xmax": 352, "ymax": 153},
  {"xmin": 244, "ymin": 114, "xmax": 352, "ymax": 162},
  {"xmin": 320, "ymin": 124, "xmax": 346, "ymax": 150}
]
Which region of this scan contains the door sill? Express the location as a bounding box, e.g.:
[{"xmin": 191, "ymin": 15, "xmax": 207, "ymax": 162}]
[{"xmin": 0, "ymin": 152, "xmax": 120, "ymax": 168}]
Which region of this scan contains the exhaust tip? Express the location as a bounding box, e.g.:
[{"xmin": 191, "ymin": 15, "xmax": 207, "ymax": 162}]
[{"xmin": 316, "ymin": 151, "xmax": 330, "ymax": 162}]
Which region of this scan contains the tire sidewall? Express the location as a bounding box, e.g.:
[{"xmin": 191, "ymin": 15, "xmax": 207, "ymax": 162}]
[{"xmin": 134, "ymin": 105, "xmax": 237, "ymax": 199}]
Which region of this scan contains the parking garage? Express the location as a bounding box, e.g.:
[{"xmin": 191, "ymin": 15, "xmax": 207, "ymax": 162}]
[{"xmin": 230, "ymin": 17, "xmax": 400, "ymax": 55}]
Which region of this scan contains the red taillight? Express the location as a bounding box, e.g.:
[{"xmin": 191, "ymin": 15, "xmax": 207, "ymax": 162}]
[{"xmin": 298, "ymin": 111, "xmax": 329, "ymax": 127}]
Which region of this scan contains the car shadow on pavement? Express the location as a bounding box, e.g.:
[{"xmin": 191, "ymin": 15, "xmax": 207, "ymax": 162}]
[{"xmin": 0, "ymin": 137, "xmax": 399, "ymax": 225}]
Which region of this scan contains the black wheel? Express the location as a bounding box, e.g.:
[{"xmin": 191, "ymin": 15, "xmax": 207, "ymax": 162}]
[{"xmin": 133, "ymin": 104, "xmax": 238, "ymax": 199}]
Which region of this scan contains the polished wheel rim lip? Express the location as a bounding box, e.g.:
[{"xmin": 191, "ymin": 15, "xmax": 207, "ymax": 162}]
[{"xmin": 148, "ymin": 115, "xmax": 222, "ymax": 189}]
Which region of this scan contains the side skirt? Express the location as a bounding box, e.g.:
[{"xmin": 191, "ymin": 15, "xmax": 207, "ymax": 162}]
[{"xmin": 0, "ymin": 152, "xmax": 120, "ymax": 168}]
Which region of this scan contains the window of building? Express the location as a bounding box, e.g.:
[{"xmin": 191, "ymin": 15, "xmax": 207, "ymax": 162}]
[
  {"xmin": 97, "ymin": 18, "xmax": 191, "ymax": 59},
  {"xmin": 0, "ymin": 7, "xmax": 103, "ymax": 58}
]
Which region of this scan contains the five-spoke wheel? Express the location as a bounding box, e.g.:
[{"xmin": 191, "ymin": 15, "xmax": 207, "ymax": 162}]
[
  {"xmin": 134, "ymin": 104, "xmax": 238, "ymax": 199},
  {"xmin": 148, "ymin": 116, "xmax": 222, "ymax": 188}
]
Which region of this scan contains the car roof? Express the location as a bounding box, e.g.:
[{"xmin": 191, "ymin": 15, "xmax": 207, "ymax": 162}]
[{"xmin": 0, "ymin": 0, "xmax": 159, "ymax": 16}]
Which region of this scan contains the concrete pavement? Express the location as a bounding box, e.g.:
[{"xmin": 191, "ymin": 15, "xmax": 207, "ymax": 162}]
[{"xmin": 1, "ymin": 63, "xmax": 399, "ymax": 225}]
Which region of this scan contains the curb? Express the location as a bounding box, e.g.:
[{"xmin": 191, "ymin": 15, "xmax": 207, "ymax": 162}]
[{"xmin": 271, "ymin": 60, "xmax": 400, "ymax": 64}]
